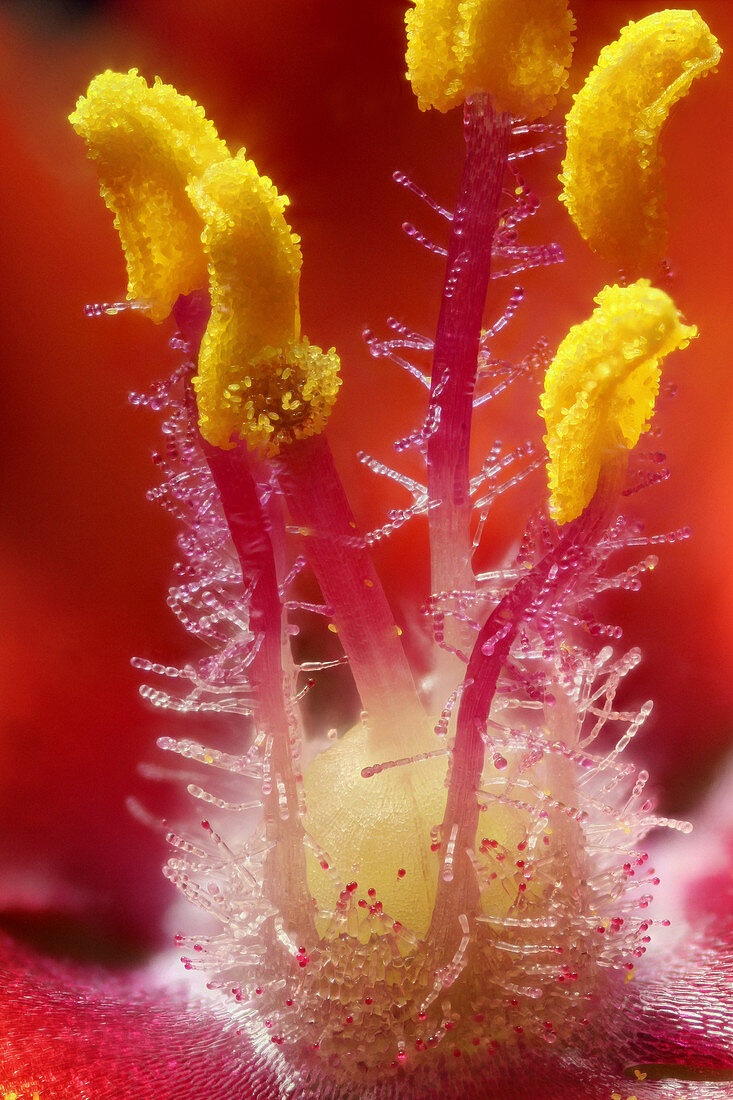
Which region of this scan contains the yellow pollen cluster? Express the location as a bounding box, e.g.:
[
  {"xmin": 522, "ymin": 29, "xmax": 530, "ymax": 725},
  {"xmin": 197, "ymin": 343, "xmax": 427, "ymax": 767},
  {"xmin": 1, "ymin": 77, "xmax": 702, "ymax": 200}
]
[
  {"xmin": 405, "ymin": 0, "xmax": 575, "ymax": 117},
  {"xmin": 69, "ymin": 70, "xmax": 229, "ymax": 322},
  {"xmin": 188, "ymin": 153, "xmax": 341, "ymax": 453},
  {"xmin": 540, "ymin": 280, "xmax": 697, "ymax": 525},
  {"xmin": 70, "ymin": 74, "xmax": 341, "ymax": 452},
  {"xmin": 560, "ymin": 10, "xmax": 721, "ymax": 271}
]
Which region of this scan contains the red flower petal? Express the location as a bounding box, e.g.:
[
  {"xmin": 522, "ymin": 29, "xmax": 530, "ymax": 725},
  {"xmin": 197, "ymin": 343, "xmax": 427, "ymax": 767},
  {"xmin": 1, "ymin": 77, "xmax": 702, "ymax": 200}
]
[{"xmin": 2, "ymin": 927, "xmax": 733, "ymax": 1099}]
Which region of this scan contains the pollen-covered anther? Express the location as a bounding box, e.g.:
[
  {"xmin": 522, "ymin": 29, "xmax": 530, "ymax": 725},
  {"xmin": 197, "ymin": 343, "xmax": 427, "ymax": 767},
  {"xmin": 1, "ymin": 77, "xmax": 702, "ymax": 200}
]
[
  {"xmin": 560, "ymin": 10, "xmax": 722, "ymax": 269},
  {"xmin": 540, "ymin": 279, "xmax": 697, "ymax": 525},
  {"xmin": 405, "ymin": 0, "xmax": 575, "ymax": 117},
  {"xmin": 69, "ymin": 69, "xmax": 230, "ymax": 322},
  {"xmin": 196, "ymin": 339, "xmax": 341, "ymax": 455},
  {"xmin": 188, "ymin": 151, "xmax": 341, "ymax": 452}
]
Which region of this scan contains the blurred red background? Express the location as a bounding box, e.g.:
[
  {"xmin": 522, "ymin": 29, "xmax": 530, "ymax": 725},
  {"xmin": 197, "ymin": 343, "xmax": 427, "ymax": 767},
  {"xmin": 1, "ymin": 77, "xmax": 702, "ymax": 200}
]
[{"xmin": 0, "ymin": 0, "xmax": 730, "ymax": 963}]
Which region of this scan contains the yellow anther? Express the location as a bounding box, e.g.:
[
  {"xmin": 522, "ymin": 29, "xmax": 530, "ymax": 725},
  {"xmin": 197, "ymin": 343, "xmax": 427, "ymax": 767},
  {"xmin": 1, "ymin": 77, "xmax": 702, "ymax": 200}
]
[
  {"xmin": 188, "ymin": 152, "xmax": 341, "ymax": 453},
  {"xmin": 540, "ymin": 280, "xmax": 697, "ymax": 525},
  {"xmin": 405, "ymin": 0, "xmax": 575, "ymax": 117},
  {"xmin": 69, "ymin": 70, "xmax": 230, "ymax": 322},
  {"xmin": 560, "ymin": 10, "xmax": 721, "ymax": 270}
]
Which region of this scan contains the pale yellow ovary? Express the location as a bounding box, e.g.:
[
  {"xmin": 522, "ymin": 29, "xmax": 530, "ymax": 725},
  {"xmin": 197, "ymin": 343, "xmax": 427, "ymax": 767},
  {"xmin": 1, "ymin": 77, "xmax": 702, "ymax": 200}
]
[
  {"xmin": 188, "ymin": 153, "xmax": 341, "ymax": 454},
  {"xmin": 302, "ymin": 719, "xmax": 534, "ymax": 942},
  {"xmin": 405, "ymin": 0, "xmax": 575, "ymax": 118},
  {"xmin": 560, "ymin": 10, "xmax": 721, "ymax": 270},
  {"xmin": 540, "ymin": 280, "xmax": 696, "ymax": 525},
  {"xmin": 69, "ymin": 70, "xmax": 230, "ymax": 322}
]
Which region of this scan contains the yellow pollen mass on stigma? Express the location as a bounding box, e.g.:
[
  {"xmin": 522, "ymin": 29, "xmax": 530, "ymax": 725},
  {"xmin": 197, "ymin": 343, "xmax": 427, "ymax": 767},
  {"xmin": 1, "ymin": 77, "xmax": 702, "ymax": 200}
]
[
  {"xmin": 560, "ymin": 10, "xmax": 721, "ymax": 270},
  {"xmin": 405, "ymin": 0, "xmax": 575, "ymax": 117},
  {"xmin": 69, "ymin": 70, "xmax": 230, "ymax": 323},
  {"xmin": 188, "ymin": 153, "xmax": 341, "ymax": 454},
  {"xmin": 540, "ymin": 280, "xmax": 697, "ymax": 526}
]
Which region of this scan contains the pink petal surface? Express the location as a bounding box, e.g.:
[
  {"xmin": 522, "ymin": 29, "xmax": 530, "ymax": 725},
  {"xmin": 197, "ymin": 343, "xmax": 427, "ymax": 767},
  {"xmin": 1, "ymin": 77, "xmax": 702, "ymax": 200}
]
[{"xmin": 2, "ymin": 929, "xmax": 732, "ymax": 1099}]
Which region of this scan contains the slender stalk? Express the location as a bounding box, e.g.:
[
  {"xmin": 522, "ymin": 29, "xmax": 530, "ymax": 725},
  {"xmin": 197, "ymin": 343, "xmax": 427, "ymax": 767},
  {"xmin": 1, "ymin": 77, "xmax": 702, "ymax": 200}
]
[
  {"xmin": 428, "ymin": 465, "xmax": 624, "ymax": 961},
  {"xmin": 204, "ymin": 443, "xmax": 312, "ymax": 929},
  {"xmin": 427, "ymin": 95, "xmax": 511, "ymax": 655},
  {"xmin": 276, "ymin": 434, "xmax": 423, "ymax": 748},
  {"xmin": 174, "ymin": 293, "xmax": 313, "ymax": 935}
]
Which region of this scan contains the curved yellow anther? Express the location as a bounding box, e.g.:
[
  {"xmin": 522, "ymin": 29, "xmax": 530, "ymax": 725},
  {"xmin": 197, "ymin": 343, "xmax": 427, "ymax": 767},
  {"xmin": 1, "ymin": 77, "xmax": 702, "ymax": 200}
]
[
  {"xmin": 405, "ymin": 0, "xmax": 575, "ymax": 117},
  {"xmin": 69, "ymin": 70, "xmax": 230, "ymax": 322},
  {"xmin": 560, "ymin": 10, "xmax": 721, "ymax": 270},
  {"xmin": 540, "ymin": 280, "xmax": 697, "ymax": 525},
  {"xmin": 188, "ymin": 152, "xmax": 341, "ymax": 454}
]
